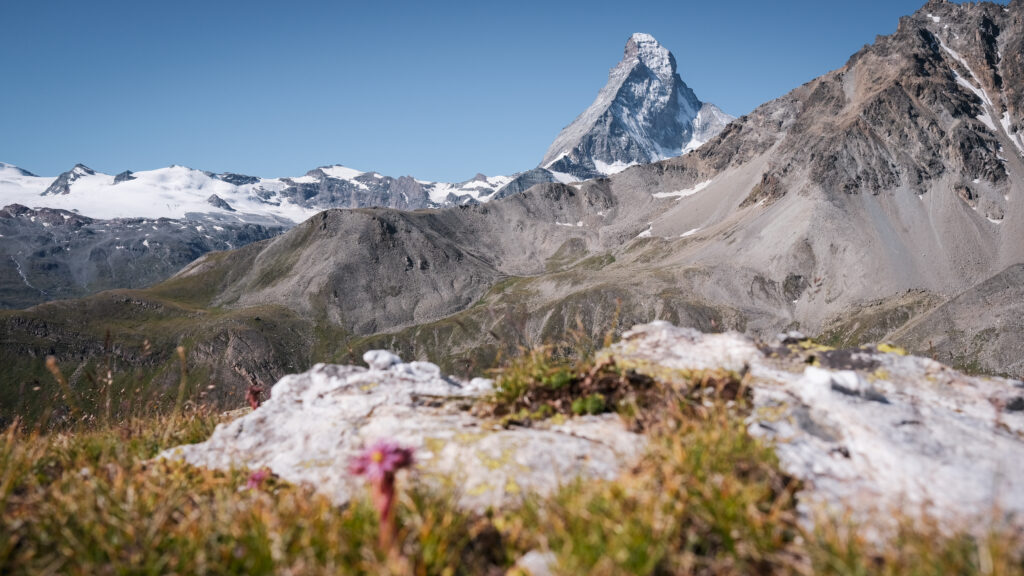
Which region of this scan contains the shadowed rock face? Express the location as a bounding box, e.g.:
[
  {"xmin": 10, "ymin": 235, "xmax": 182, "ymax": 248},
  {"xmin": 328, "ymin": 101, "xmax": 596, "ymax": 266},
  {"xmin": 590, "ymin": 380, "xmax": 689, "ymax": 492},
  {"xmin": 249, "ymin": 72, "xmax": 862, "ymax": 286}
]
[
  {"xmin": 276, "ymin": 171, "xmax": 434, "ymax": 211},
  {"xmin": 766, "ymin": 4, "xmax": 1021, "ymax": 202},
  {"xmin": 0, "ymin": 204, "xmax": 284, "ymax": 309},
  {"xmin": 42, "ymin": 164, "xmax": 94, "ymax": 196}
]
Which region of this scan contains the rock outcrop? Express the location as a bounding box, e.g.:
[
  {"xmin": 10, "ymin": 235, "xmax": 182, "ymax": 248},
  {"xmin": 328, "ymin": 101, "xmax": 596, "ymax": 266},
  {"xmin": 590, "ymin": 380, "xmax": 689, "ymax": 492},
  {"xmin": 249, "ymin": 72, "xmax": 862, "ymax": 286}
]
[
  {"xmin": 164, "ymin": 322, "xmax": 1024, "ymax": 534},
  {"xmin": 161, "ymin": 351, "xmax": 645, "ymax": 511},
  {"xmin": 608, "ymin": 322, "xmax": 1024, "ymax": 531},
  {"xmin": 41, "ymin": 164, "xmax": 95, "ymax": 196}
]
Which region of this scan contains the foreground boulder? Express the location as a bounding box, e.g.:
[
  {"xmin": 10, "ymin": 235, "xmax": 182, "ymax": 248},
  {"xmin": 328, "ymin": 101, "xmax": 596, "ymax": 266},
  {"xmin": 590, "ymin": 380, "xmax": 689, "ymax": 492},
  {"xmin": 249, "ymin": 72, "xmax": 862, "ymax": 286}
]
[
  {"xmin": 608, "ymin": 322, "xmax": 1024, "ymax": 531},
  {"xmin": 160, "ymin": 354, "xmax": 645, "ymax": 511},
  {"xmin": 163, "ymin": 321, "xmax": 1024, "ymax": 532}
]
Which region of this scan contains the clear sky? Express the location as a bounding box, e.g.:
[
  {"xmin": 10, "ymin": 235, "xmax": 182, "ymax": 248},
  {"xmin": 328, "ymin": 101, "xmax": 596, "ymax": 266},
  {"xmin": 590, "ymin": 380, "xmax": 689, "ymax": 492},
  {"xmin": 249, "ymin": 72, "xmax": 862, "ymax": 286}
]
[{"xmin": 0, "ymin": 0, "xmax": 1002, "ymax": 181}]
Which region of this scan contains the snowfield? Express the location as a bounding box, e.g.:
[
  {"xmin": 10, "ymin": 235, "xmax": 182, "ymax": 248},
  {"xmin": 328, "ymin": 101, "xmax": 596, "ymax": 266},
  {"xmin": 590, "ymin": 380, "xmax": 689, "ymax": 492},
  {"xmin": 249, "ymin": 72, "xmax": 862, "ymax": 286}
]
[{"xmin": 0, "ymin": 162, "xmax": 516, "ymax": 224}]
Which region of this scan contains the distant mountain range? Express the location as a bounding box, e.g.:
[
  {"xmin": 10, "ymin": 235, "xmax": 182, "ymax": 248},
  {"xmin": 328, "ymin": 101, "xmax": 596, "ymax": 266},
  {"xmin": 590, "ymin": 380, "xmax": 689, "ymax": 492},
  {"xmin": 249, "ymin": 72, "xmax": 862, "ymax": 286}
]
[
  {"xmin": 1, "ymin": 161, "xmax": 512, "ymax": 223},
  {"xmin": 5, "ymin": 1, "xmax": 1023, "ymax": 421},
  {"xmin": 0, "ymin": 33, "xmax": 730, "ymax": 308}
]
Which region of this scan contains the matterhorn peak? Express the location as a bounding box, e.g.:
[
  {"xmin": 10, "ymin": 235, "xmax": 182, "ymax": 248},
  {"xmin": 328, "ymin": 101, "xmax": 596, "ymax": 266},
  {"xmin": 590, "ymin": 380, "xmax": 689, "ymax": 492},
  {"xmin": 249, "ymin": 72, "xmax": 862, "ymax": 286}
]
[
  {"xmin": 623, "ymin": 33, "xmax": 676, "ymax": 83},
  {"xmin": 540, "ymin": 33, "xmax": 733, "ymax": 180}
]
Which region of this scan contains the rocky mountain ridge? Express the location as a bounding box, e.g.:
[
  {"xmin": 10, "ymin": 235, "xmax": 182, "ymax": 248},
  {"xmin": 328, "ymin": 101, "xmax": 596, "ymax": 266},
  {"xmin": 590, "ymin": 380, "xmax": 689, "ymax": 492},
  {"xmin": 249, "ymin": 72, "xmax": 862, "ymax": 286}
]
[{"xmin": 0, "ymin": 203, "xmax": 284, "ymax": 309}]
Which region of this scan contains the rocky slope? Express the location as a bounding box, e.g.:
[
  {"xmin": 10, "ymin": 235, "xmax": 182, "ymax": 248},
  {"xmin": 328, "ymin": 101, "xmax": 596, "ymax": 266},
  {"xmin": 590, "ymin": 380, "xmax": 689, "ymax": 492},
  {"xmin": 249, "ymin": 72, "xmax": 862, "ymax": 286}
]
[{"xmin": 0, "ymin": 204, "xmax": 284, "ymax": 309}]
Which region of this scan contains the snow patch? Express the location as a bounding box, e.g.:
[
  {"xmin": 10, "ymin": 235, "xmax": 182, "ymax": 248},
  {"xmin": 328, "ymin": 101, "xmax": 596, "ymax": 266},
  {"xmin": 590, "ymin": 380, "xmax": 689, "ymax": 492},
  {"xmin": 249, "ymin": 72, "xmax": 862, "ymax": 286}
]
[
  {"xmin": 940, "ymin": 40, "xmax": 993, "ymax": 107},
  {"xmin": 652, "ymin": 180, "xmax": 712, "ymax": 199},
  {"xmin": 319, "ymin": 165, "xmax": 364, "ymax": 180},
  {"xmin": 10, "ymin": 256, "xmax": 43, "ymax": 295},
  {"xmin": 1001, "ymin": 112, "xmax": 1024, "ymax": 156},
  {"xmin": 549, "ymin": 171, "xmax": 581, "ymax": 184},
  {"xmin": 679, "ymin": 227, "xmax": 700, "ymax": 238},
  {"xmin": 977, "ymin": 111, "xmax": 998, "ymax": 132},
  {"xmin": 593, "ymin": 159, "xmax": 638, "ymax": 175}
]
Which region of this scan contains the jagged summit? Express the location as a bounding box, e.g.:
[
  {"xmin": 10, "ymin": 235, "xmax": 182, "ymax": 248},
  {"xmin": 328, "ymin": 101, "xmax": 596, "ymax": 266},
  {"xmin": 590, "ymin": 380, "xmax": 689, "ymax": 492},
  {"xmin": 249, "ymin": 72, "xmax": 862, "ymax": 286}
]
[
  {"xmin": 42, "ymin": 164, "xmax": 95, "ymax": 196},
  {"xmin": 541, "ymin": 33, "xmax": 733, "ymax": 180},
  {"xmin": 623, "ymin": 33, "xmax": 675, "ymax": 83}
]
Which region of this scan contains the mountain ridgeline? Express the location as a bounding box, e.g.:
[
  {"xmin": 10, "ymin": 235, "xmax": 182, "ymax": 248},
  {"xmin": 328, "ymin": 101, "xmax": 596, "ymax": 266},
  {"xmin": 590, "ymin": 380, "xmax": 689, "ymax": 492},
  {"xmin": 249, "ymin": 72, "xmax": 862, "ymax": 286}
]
[
  {"xmin": 0, "ymin": 33, "xmax": 731, "ymax": 310},
  {"xmin": 2, "ymin": 1, "xmax": 1024, "ymax": 422}
]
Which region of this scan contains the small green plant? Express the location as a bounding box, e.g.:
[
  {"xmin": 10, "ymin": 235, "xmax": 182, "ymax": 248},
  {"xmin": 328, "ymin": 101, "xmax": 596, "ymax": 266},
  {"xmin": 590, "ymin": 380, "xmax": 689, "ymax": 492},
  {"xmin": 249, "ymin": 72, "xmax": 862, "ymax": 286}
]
[
  {"xmin": 571, "ymin": 393, "xmax": 606, "ymax": 415},
  {"xmin": 486, "ymin": 347, "xmax": 657, "ymax": 427}
]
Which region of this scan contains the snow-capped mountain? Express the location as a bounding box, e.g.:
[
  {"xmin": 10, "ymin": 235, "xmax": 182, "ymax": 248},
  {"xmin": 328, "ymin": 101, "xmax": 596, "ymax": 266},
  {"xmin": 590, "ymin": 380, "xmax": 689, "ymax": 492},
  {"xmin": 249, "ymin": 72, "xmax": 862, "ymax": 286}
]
[
  {"xmin": 0, "ymin": 161, "xmax": 518, "ymax": 308},
  {"xmin": 0, "ymin": 162, "xmax": 513, "ymax": 226},
  {"xmin": 0, "ymin": 32, "xmax": 729, "ymax": 226},
  {"xmin": 1, "ymin": 32, "xmax": 730, "ymax": 228},
  {"xmin": 541, "ymin": 33, "xmax": 733, "ymax": 180}
]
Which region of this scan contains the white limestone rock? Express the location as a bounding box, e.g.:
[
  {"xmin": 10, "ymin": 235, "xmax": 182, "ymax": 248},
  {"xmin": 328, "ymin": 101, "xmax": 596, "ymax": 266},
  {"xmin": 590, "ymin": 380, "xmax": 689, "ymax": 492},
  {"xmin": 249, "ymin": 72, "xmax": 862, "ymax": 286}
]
[
  {"xmin": 608, "ymin": 322, "xmax": 1024, "ymax": 532},
  {"xmin": 160, "ymin": 352, "xmax": 644, "ymax": 511}
]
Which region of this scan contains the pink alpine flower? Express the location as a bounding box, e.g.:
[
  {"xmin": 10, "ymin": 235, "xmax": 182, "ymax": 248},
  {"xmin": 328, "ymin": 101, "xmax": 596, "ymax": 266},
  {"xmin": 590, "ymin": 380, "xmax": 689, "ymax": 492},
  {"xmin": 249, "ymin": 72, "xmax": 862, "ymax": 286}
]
[
  {"xmin": 349, "ymin": 440, "xmax": 415, "ymax": 550},
  {"xmin": 246, "ymin": 467, "xmax": 271, "ymax": 490}
]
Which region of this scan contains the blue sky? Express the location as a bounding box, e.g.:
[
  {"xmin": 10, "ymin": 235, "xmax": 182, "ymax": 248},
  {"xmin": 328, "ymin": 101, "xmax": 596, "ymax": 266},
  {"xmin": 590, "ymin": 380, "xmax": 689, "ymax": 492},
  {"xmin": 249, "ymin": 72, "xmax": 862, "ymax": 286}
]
[{"xmin": 0, "ymin": 0, "xmax": 1000, "ymax": 181}]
